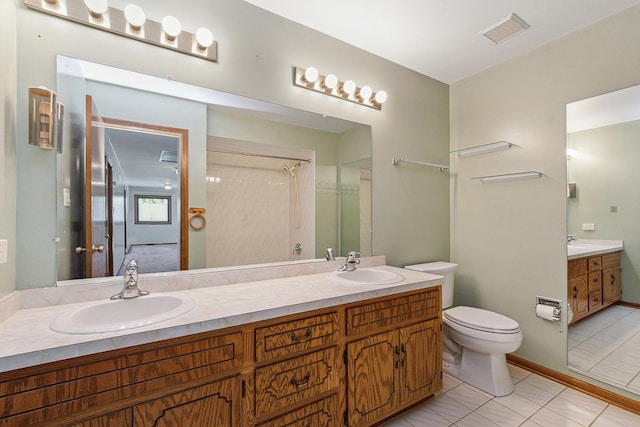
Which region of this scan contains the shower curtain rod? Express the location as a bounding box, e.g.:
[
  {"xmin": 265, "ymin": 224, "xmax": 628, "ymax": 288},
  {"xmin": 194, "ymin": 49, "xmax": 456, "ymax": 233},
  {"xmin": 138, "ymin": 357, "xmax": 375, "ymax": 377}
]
[{"xmin": 207, "ymin": 149, "xmax": 311, "ymax": 164}]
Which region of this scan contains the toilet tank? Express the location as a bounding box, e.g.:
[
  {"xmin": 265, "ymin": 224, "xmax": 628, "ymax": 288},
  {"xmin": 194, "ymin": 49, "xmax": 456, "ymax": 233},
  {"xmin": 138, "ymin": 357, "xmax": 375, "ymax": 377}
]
[{"xmin": 405, "ymin": 262, "xmax": 458, "ymax": 309}]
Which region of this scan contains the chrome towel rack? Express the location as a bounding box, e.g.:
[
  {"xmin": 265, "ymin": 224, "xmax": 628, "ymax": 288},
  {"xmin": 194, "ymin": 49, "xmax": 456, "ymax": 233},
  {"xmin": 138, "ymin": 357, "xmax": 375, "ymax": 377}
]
[{"xmin": 392, "ymin": 157, "xmax": 448, "ymax": 172}]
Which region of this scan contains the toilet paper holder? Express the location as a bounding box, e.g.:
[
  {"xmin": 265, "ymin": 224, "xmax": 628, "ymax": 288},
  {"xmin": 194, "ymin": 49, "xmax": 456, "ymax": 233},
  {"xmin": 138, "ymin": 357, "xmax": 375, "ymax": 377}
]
[{"xmin": 536, "ymin": 296, "xmax": 562, "ymax": 322}]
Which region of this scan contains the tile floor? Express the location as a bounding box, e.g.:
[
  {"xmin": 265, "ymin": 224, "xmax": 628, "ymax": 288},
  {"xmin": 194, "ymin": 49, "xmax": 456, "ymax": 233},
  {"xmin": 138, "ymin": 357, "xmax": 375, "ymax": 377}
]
[
  {"xmin": 568, "ymin": 305, "xmax": 640, "ymax": 393},
  {"xmin": 382, "ymin": 364, "xmax": 640, "ymax": 426}
]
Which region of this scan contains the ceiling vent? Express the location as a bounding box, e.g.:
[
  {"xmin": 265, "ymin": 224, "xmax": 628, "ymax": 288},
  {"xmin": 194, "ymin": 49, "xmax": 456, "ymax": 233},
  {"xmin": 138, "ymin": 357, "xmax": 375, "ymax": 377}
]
[
  {"xmin": 159, "ymin": 150, "xmax": 178, "ymax": 164},
  {"xmin": 481, "ymin": 13, "xmax": 530, "ymax": 44}
]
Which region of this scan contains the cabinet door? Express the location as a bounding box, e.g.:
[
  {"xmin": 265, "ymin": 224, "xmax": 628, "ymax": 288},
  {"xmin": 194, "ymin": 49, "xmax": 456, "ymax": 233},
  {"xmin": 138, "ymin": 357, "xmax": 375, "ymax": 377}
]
[
  {"xmin": 398, "ymin": 319, "xmax": 442, "ymax": 406},
  {"xmin": 347, "ymin": 330, "xmax": 397, "ymax": 427},
  {"xmin": 133, "ymin": 376, "xmax": 242, "ymax": 427},
  {"xmin": 603, "ymin": 267, "xmax": 622, "ymax": 305},
  {"xmin": 569, "ymin": 274, "xmax": 588, "ymax": 323}
]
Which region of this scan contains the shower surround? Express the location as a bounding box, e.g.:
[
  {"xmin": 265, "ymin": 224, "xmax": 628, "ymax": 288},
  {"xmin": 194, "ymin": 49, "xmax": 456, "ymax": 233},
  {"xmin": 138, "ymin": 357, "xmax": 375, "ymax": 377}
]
[{"xmin": 205, "ymin": 151, "xmax": 314, "ymax": 267}]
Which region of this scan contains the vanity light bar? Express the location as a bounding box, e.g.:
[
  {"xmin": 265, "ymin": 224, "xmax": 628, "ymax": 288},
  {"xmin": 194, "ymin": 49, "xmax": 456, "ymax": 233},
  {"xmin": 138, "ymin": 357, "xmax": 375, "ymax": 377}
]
[
  {"xmin": 475, "ymin": 171, "xmax": 542, "ymax": 183},
  {"xmin": 455, "ymin": 141, "xmax": 513, "ymax": 157},
  {"xmin": 293, "ymin": 66, "xmax": 387, "ymax": 110},
  {"xmin": 25, "ymin": 0, "xmax": 218, "ymax": 62}
]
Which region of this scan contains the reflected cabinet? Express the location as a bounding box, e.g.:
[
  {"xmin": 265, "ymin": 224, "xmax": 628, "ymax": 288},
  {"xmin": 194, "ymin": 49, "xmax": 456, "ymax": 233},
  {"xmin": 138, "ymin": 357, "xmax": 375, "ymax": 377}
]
[{"xmin": 568, "ymin": 251, "xmax": 622, "ymax": 324}]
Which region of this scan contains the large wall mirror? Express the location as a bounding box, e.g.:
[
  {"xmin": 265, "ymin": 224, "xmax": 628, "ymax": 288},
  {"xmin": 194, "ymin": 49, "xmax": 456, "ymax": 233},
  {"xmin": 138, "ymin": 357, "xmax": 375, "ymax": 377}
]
[
  {"xmin": 54, "ymin": 56, "xmax": 372, "ymax": 284},
  {"xmin": 566, "ymin": 83, "xmax": 640, "ymax": 395}
]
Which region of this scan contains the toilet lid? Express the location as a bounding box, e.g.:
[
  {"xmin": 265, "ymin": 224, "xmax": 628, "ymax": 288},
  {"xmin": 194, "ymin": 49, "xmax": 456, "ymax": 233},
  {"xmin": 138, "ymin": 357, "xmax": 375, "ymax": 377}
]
[{"xmin": 444, "ymin": 306, "xmax": 520, "ymax": 334}]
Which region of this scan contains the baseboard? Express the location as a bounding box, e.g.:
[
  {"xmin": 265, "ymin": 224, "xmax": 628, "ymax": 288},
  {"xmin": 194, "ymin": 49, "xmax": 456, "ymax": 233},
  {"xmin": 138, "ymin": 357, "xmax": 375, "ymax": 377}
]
[
  {"xmin": 507, "ymin": 355, "xmax": 640, "ymax": 415},
  {"xmin": 618, "ymin": 300, "xmax": 640, "ymax": 309}
]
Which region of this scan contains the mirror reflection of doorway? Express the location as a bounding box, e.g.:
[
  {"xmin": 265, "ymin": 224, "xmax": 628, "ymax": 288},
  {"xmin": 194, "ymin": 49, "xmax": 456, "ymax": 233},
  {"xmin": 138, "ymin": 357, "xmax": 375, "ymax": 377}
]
[{"xmin": 76, "ymin": 101, "xmax": 189, "ymax": 278}]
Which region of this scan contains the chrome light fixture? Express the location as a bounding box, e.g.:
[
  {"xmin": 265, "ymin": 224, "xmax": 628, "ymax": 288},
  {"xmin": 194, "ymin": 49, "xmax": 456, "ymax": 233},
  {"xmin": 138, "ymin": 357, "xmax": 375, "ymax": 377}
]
[{"xmin": 293, "ymin": 66, "xmax": 388, "ymax": 110}]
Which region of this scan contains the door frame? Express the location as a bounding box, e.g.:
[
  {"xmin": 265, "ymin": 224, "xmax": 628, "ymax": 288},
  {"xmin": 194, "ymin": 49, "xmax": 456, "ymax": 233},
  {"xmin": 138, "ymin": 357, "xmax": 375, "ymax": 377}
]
[{"xmin": 93, "ymin": 117, "xmax": 190, "ymax": 272}]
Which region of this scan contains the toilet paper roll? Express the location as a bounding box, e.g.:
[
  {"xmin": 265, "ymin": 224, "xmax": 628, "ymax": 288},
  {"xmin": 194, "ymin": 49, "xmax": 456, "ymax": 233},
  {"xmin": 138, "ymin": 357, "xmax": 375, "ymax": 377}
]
[{"xmin": 536, "ymin": 304, "xmax": 558, "ymax": 321}]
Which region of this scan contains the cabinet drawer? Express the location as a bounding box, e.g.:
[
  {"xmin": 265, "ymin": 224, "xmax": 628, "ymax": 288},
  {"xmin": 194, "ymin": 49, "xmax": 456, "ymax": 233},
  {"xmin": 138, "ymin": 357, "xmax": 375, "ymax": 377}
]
[
  {"xmin": 346, "ymin": 289, "xmax": 440, "ymax": 336},
  {"xmin": 569, "ymin": 258, "xmax": 587, "ymax": 278},
  {"xmin": 255, "ymin": 347, "xmax": 341, "ymax": 418},
  {"xmin": 255, "ymin": 312, "xmax": 339, "ymax": 362},
  {"xmin": 589, "ymin": 291, "xmax": 602, "ymax": 310},
  {"xmin": 588, "ymin": 272, "xmax": 602, "ymax": 292},
  {"xmin": 602, "ymin": 252, "xmax": 621, "ymax": 268},
  {"xmin": 256, "ymin": 394, "xmax": 340, "ymax": 427},
  {"xmin": 588, "ymin": 256, "xmax": 602, "ymax": 271}
]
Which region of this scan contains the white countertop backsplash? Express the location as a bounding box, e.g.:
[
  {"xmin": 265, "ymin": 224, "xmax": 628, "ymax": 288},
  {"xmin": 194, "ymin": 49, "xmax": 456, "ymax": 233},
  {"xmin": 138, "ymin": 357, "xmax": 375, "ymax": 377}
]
[{"xmin": 0, "ymin": 256, "xmax": 443, "ymax": 373}]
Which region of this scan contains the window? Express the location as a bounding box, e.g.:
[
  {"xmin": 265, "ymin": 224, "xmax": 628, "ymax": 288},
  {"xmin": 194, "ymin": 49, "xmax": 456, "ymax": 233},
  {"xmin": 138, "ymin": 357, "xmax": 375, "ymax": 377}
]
[{"xmin": 135, "ymin": 195, "xmax": 171, "ymax": 224}]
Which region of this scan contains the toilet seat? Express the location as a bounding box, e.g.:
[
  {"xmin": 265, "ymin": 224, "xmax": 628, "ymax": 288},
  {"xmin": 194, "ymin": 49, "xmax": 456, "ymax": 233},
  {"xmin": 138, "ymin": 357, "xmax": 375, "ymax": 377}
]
[{"xmin": 444, "ymin": 306, "xmax": 520, "ymax": 334}]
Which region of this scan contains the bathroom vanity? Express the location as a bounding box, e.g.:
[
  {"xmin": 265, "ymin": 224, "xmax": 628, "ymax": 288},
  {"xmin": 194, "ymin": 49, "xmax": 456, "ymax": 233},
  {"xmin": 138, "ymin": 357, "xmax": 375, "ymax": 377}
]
[
  {"xmin": 567, "ymin": 241, "xmax": 623, "ymax": 324},
  {"xmin": 0, "ymin": 259, "xmax": 442, "ymax": 426}
]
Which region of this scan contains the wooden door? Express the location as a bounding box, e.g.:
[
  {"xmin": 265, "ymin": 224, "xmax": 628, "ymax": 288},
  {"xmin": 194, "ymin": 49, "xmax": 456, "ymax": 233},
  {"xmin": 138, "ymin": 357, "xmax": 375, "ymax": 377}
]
[
  {"xmin": 347, "ymin": 330, "xmax": 397, "ymax": 427},
  {"xmin": 133, "ymin": 376, "xmax": 242, "ymax": 427},
  {"xmin": 83, "ymin": 95, "xmax": 109, "ymax": 277},
  {"xmin": 398, "ymin": 319, "xmax": 442, "ymax": 405},
  {"xmin": 69, "ymin": 409, "xmax": 132, "ymax": 427}
]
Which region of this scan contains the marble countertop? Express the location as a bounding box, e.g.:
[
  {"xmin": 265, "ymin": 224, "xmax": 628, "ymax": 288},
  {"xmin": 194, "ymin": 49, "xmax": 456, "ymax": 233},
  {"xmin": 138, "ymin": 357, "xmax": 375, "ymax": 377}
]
[
  {"xmin": 567, "ymin": 239, "xmax": 624, "ymax": 260},
  {"xmin": 0, "ymin": 262, "xmax": 442, "ymax": 373}
]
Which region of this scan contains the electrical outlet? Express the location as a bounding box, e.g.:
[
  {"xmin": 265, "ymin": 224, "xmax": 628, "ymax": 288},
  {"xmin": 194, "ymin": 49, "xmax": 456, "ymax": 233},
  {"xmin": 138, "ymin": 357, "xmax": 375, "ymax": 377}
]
[{"xmin": 0, "ymin": 239, "xmax": 7, "ymax": 264}]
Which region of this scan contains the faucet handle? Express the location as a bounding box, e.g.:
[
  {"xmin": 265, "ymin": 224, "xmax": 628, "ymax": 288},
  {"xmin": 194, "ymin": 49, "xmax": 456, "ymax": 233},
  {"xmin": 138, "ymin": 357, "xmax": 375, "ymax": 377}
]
[{"xmin": 347, "ymin": 251, "xmax": 360, "ymax": 262}]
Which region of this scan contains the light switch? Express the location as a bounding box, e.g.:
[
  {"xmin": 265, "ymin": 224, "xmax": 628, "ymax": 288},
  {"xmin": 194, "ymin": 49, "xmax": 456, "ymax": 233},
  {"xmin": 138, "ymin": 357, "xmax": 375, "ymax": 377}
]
[
  {"xmin": 0, "ymin": 239, "xmax": 7, "ymax": 264},
  {"xmin": 582, "ymin": 223, "xmax": 596, "ymax": 231}
]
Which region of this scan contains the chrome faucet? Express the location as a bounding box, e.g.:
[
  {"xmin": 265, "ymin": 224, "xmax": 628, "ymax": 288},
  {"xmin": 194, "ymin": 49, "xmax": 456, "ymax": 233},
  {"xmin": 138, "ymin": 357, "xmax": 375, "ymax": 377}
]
[
  {"xmin": 567, "ymin": 234, "xmax": 577, "ymax": 242},
  {"xmin": 111, "ymin": 259, "xmax": 149, "ymax": 300},
  {"xmin": 325, "ymin": 247, "xmax": 335, "ymax": 261},
  {"xmin": 339, "ymin": 251, "xmax": 360, "ymax": 271}
]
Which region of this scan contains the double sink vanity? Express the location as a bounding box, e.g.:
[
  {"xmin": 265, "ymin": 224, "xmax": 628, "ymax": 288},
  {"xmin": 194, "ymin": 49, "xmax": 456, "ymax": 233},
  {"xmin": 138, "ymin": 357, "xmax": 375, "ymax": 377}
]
[
  {"xmin": 567, "ymin": 240, "xmax": 624, "ymax": 324},
  {"xmin": 0, "ymin": 256, "xmax": 443, "ymax": 426}
]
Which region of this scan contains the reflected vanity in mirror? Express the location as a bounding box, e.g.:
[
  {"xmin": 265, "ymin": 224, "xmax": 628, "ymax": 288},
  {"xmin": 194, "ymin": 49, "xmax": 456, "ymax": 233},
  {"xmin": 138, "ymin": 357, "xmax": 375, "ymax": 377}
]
[
  {"xmin": 54, "ymin": 56, "xmax": 372, "ymax": 283},
  {"xmin": 566, "ymin": 83, "xmax": 640, "ymax": 395}
]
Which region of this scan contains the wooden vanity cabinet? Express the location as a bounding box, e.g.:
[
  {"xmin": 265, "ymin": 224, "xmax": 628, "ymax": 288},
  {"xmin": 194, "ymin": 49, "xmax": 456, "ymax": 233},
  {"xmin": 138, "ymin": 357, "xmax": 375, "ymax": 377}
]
[
  {"xmin": 568, "ymin": 251, "xmax": 622, "ymax": 324},
  {"xmin": 345, "ymin": 289, "xmax": 442, "ymax": 427},
  {"xmin": 0, "ymin": 330, "xmax": 247, "ymax": 427},
  {"xmin": 0, "ymin": 286, "xmax": 442, "ymax": 427}
]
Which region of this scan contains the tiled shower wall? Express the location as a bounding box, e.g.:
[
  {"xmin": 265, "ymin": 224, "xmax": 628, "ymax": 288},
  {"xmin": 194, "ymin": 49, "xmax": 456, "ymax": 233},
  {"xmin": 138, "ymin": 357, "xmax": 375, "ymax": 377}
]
[{"xmin": 205, "ymin": 152, "xmax": 314, "ymax": 267}]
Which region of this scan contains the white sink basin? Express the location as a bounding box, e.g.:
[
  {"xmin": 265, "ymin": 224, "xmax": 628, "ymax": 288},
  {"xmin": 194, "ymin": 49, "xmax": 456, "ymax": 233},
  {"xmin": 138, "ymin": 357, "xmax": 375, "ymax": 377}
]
[
  {"xmin": 50, "ymin": 293, "xmax": 197, "ymax": 335},
  {"xmin": 335, "ymin": 269, "xmax": 404, "ymax": 285}
]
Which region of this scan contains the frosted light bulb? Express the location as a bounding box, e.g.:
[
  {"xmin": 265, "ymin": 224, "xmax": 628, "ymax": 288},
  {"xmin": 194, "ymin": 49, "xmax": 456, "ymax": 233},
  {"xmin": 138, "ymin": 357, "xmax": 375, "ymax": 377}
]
[
  {"xmin": 323, "ymin": 74, "xmax": 338, "ymax": 90},
  {"xmin": 303, "ymin": 67, "xmax": 319, "ymax": 84},
  {"xmin": 124, "ymin": 4, "xmax": 145, "ymax": 30},
  {"xmin": 359, "ymin": 85, "xmax": 372, "ymax": 101},
  {"xmin": 162, "ymin": 16, "xmax": 182, "ymax": 41},
  {"xmin": 374, "ymin": 90, "xmax": 388, "ymax": 104},
  {"xmin": 195, "ymin": 28, "xmax": 214, "ymax": 50},
  {"xmin": 342, "ymin": 80, "xmax": 356, "ymax": 95},
  {"xmin": 84, "ymin": 0, "xmax": 108, "ymax": 18}
]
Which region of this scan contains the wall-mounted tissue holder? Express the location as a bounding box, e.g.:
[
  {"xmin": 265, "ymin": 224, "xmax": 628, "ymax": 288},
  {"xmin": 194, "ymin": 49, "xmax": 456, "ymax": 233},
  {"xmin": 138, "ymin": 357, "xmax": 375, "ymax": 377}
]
[{"xmin": 536, "ymin": 296, "xmax": 562, "ymax": 322}]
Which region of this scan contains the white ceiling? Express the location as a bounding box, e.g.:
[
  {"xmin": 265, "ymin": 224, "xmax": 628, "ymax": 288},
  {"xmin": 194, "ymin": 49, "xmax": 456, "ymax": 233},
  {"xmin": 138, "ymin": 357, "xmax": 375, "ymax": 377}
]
[{"xmin": 244, "ymin": 0, "xmax": 640, "ymax": 84}]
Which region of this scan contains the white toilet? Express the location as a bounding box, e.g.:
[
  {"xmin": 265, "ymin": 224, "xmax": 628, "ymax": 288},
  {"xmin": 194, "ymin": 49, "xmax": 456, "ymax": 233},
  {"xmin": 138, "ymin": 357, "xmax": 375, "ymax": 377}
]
[{"xmin": 405, "ymin": 262, "xmax": 522, "ymax": 396}]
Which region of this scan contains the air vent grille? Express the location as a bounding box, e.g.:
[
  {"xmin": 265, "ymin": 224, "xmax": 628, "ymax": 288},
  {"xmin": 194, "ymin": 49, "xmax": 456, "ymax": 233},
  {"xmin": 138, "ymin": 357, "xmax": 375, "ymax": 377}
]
[
  {"xmin": 159, "ymin": 150, "xmax": 178, "ymax": 164},
  {"xmin": 481, "ymin": 13, "xmax": 530, "ymax": 44}
]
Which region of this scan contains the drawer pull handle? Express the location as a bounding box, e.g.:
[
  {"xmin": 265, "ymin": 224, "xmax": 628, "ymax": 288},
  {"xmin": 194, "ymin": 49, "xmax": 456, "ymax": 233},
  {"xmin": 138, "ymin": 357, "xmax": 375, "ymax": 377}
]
[
  {"xmin": 291, "ymin": 328, "xmax": 312, "ymax": 343},
  {"xmin": 291, "ymin": 372, "xmax": 311, "ymax": 387},
  {"xmin": 611, "ymin": 274, "xmax": 616, "ymax": 284}
]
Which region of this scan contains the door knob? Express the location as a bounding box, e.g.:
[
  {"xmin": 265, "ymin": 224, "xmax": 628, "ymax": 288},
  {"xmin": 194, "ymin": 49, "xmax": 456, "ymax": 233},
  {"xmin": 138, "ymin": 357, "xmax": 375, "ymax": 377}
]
[{"xmin": 92, "ymin": 244, "xmax": 105, "ymax": 253}]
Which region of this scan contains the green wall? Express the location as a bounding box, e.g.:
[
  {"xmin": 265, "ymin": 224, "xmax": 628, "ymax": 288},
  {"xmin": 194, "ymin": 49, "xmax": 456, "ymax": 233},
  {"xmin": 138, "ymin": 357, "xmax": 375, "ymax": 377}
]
[
  {"xmin": 0, "ymin": 0, "xmax": 17, "ymax": 297},
  {"xmin": 450, "ymin": 5, "xmax": 640, "ymax": 400}
]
